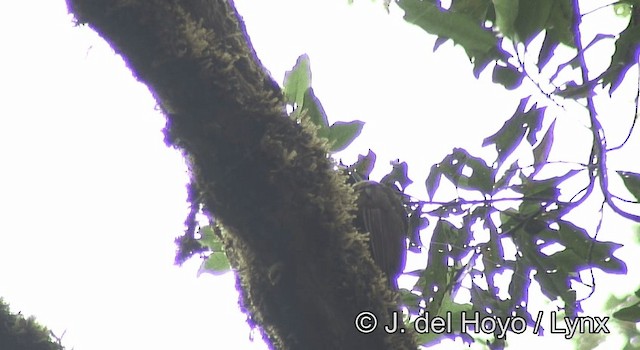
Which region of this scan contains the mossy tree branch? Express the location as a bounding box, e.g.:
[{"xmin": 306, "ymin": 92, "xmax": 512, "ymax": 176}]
[{"xmin": 65, "ymin": 0, "xmax": 416, "ymax": 349}]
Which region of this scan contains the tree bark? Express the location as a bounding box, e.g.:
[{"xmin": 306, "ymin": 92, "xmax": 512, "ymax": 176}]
[{"xmin": 65, "ymin": 1, "xmax": 417, "ymax": 349}]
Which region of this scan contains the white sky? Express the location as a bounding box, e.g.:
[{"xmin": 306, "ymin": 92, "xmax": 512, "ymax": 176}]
[{"xmin": 0, "ymin": 1, "xmax": 639, "ymax": 349}]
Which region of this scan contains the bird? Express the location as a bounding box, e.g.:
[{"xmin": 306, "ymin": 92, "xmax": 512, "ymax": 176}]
[{"xmin": 353, "ymin": 181, "xmax": 408, "ymax": 290}]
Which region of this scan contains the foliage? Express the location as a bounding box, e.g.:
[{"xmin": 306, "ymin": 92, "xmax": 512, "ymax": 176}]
[
  {"xmin": 283, "ymin": 54, "xmax": 365, "ymax": 153},
  {"xmin": 612, "ymin": 287, "xmax": 640, "ymax": 322},
  {"xmin": 357, "ymin": 0, "xmax": 640, "ymax": 348},
  {"xmin": 577, "ymin": 285, "xmax": 640, "ymax": 350},
  {"xmin": 0, "ymin": 298, "xmax": 67, "ymax": 350}
]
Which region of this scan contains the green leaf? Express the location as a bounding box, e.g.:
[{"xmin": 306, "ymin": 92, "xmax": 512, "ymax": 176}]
[
  {"xmin": 418, "ymin": 220, "xmax": 451, "ymax": 315},
  {"xmin": 492, "ymin": 0, "xmax": 519, "ymax": 39},
  {"xmin": 512, "ymin": 217, "xmax": 626, "ymax": 316},
  {"xmin": 301, "ymin": 87, "xmax": 330, "ymax": 134},
  {"xmin": 516, "ymin": 170, "xmax": 580, "ymax": 200},
  {"xmin": 425, "ymin": 162, "xmax": 443, "ymax": 200},
  {"xmin": 544, "ymin": 0, "xmax": 574, "ymax": 47},
  {"xmin": 437, "ymin": 148, "xmax": 495, "ymax": 195},
  {"xmin": 546, "ymin": 223, "xmax": 626, "ymax": 275},
  {"xmin": 284, "ymin": 55, "xmax": 363, "ymax": 154},
  {"xmin": 602, "ymin": 12, "xmax": 640, "ymax": 94},
  {"xmin": 483, "ymin": 96, "xmax": 546, "ymax": 167},
  {"xmin": 381, "ymin": 160, "xmax": 413, "ymax": 189},
  {"xmin": 345, "ymin": 150, "xmax": 377, "ymax": 181},
  {"xmin": 508, "ymin": 257, "xmax": 534, "ymax": 324},
  {"xmin": 407, "ymin": 204, "xmax": 427, "ymax": 253},
  {"xmin": 513, "ymin": 0, "xmax": 553, "ymax": 44},
  {"xmin": 617, "ymin": 171, "xmax": 640, "ymax": 202},
  {"xmin": 301, "ymin": 88, "xmax": 363, "ymax": 153},
  {"xmin": 472, "ymin": 48, "xmax": 505, "ymax": 79},
  {"xmin": 397, "ymin": 0, "xmax": 497, "ymax": 60},
  {"xmin": 399, "ymin": 289, "xmax": 423, "ymax": 314},
  {"xmin": 538, "ymin": 30, "xmax": 560, "ymax": 69},
  {"xmin": 462, "ymin": 152, "xmax": 495, "ymax": 194},
  {"xmin": 451, "ymin": 213, "xmax": 475, "ymax": 261},
  {"xmin": 613, "ymin": 302, "xmax": 640, "ymax": 322},
  {"xmin": 197, "ymin": 226, "xmax": 231, "ymax": 276},
  {"xmin": 198, "ymin": 226, "xmax": 221, "ymax": 250},
  {"xmin": 482, "ymin": 226, "xmax": 506, "ymax": 297},
  {"xmin": 555, "ymin": 80, "xmax": 598, "ymax": 99},
  {"xmin": 532, "ymin": 119, "xmax": 555, "ymax": 175},
  {"xmin": 416, "ymin": 295, "xmax": 474, "ymax": 346},
  {"xmin": 283, "ymin": 54, "xmax": 311, "ymax": 106},
  {"xmin": 492, "ymin": 63, "xmax": 523, "ymax": 90},
  {"xmin": 468, "ymin": 285, "xmax": 508, "ymax": 346},
  {"xmin": 450, "ymin": 0, "xmax": 493, "ymax": 23},
  {"xmin": 555, "ymin": 221, "xmax": 627, "ymax": 274},
  {"xmin": 494, "ymin": 161, "xmax": 519, "ymax": 191},
  {"xmin": 327, "ymin": 120, "xmax": 364, "ymax": 152},
  {"xmin": 532, "ymin": 259, "xmax": 572, "ymax": 305},
  {"xmin": 199, "ymin": 251, "xmax": 232, "ymax": 276},
  {"xmin": 513, "ymin": 225, "xmax": 577, "ymax": 314},
  {"xmin": 548, "ymin": 249, "xmax": 587, "ymax": 274}
]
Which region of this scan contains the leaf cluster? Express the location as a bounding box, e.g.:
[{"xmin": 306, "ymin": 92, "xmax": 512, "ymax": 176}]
[
  {"xmin": 387, "ymin": 0, "xmax": 640, "ymax": 348},
  {"xmin": 0, "ymin": 299, "xmax": 67, "ymax": 350}
]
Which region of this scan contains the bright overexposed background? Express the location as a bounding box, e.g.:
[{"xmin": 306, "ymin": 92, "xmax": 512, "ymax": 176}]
[{"xmin": 1, "ymin": 1, "xmax": 639, "ymax": 349}]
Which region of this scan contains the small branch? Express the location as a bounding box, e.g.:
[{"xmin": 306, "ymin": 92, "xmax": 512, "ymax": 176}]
[
  {"xmin": 571, "ymin": 0, "xmax": 640, "ymax": 223},
  {"xmin": 608, "ymin": 68, "xmax": 640, "ymax": 151}
]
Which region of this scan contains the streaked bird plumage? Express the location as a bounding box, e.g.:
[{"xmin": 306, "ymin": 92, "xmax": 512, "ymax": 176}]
[{"xmin": 353, "ymin": 181, "xmax": 407, "ymax": 290}]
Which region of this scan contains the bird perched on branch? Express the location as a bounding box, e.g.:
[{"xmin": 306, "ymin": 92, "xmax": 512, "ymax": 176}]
[{"xmin": 353, "ymin": 181, "xmax": 408, "ymax": 290}]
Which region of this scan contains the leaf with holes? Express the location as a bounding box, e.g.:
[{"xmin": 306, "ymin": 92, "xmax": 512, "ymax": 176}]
[{"xmin": 418, "ymin": 220, "xmax": 451, "ymax": 315}]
